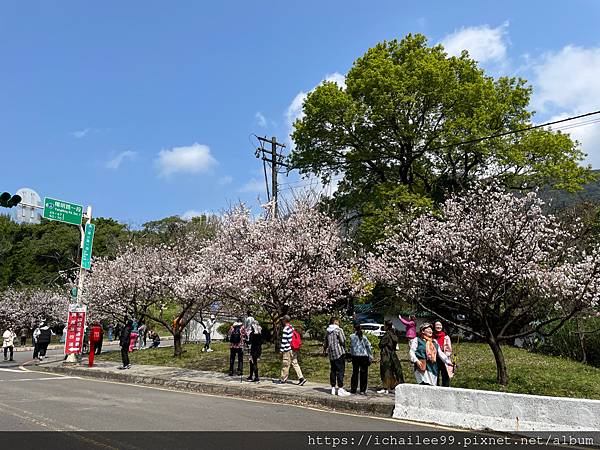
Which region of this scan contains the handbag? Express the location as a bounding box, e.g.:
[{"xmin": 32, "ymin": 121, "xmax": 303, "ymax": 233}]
[{"xmin": 415, "ymin": 359, "xmax": 426, "ymax": 373}]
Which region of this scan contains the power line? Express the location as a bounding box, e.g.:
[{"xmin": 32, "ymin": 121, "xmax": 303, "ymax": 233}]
[{"xmin": 426, "ymin": 109, "xmax": 600, "ymax": 152}]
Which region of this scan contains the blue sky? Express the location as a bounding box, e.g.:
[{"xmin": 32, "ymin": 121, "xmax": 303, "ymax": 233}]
[{"xmin": 2, "ymin": 1, "xmax": 600, "ymax": 225}]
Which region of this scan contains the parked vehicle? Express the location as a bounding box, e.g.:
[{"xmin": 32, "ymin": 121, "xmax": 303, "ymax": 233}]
[{"xmin": 360, "ymin": 323, "xmax": 385, "ymax": 337}]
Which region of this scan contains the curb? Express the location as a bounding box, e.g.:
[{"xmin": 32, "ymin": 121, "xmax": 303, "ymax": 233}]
[{"xmin": 35, "ymin": 363, "xmax": 394, "ymax": 418}]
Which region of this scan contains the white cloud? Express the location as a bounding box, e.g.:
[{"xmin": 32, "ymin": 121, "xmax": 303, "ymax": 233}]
[
  {"xmin": 180, "ymin": 209, "xmax": 208, "ymax": 221},
  {"xmin": 255, "ymin": 112, "xmax": 267, "ymax": 128},
  {"xmin": 218, "ymin": 175, "xmax": 233, "ymax": 185},
  {"xmin": 238, "ymin": 178, "xmax": 265, "ymax": 193},
  {"xmin": 285, "ymin": 72, "xmax": 346, "ymax": 148},
  {"xmin": 156, "ymin": 143, "xmax": 218, "ymax": 177},
  {"xmin": 441, "ymin": 22, "xmax": 509, "ymax": 64},
  {"xmin": 531, "ymin": 45, "xmax": 600, "ymax": 167},
  {"xmin": 105, "ymin": 150, "xmax": 137, "ymax": 170},
  {"xmin": 532, "ymin": 46, "xmax": 600, "ymax": 114},
  {"xmin": 70, "ymin": 128, "xmax": 91, "ymax": 139}
]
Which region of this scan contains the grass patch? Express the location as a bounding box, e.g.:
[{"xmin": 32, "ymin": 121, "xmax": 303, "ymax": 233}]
[{"xmin": 97, "ymin": 340, "xmax": 600, "ymax": 399}]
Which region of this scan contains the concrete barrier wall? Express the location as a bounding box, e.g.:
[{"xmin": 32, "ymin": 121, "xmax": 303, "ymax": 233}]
[{"xmin": 393, "ymin": 384, "xmax": 600, "ymax": 431}]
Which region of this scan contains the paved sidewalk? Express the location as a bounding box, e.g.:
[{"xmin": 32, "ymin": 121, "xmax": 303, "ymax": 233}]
[
  {"xmin": 14, "ymin": 335, "xmax": 174, "ymax": 352},
  {"xmin": 36, "ymin": 359, "xmax": 396, "ymax": 417}
]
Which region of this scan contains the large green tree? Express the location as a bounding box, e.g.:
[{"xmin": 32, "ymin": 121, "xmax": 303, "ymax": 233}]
[{"xmin": 290, "ymin": 34, "xmax": 593, "ymax": 244}]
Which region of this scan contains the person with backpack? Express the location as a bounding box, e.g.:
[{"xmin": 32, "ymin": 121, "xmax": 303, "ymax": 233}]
[
  {"xmin": 34, "ymin": 321, "xmax": 53, "ymax": 361},
  {"xmin": 349, "ymin": 323, "xmax": 373, "ymax": 395},
  {"xmin": 247, "ymin": 318, "xmax": 262, "ymax": 382},
  {"xmin": 227, "ymin": 320, "xmax": 246, "ymax": 376},
  {"xmin": 276, "ymin": 315, "xmax": 306, "ymax": 385},
  {"xmin": 324, "ymin": 317, "xmax": 350, "ymax": 396}
]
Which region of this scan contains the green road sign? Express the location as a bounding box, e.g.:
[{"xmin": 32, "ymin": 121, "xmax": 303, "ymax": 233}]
[
  {"xmin": 43, "ymin": 197, "xmax": 83, "ymax": 225},
  {"xmin": 81, "ymin": 223, "xmax": 95, "ymax": 270}
]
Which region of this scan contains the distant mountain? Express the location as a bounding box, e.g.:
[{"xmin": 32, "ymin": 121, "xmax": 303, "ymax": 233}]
[{"xmin": 541, "ymin": 170, "xmax": 600, "ymax": 209}]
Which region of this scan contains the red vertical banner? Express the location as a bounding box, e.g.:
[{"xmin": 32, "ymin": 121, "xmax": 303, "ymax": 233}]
[{"xmin": 64, "ymin": 303, "xmax": 87, "ymax": 355}]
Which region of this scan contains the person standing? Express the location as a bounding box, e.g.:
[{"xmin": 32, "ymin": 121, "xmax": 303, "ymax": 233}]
[
  {"xmin": 277, "ymin": 315, "xmax": 307, "ymax": 385},
  {"xmin": 349, "ymin": 323, "xmax": 373, "ymax": 395},
  {"xmin": 137, "ymin": 322, "xmax": 147, "ymax": 349},
  {"xmin": 204, "ymin": 315, "xmax": 215, "ymax": 352},
  {"xmin": 91, "ymin": 322, "xmax": 103, "ymax": 355},
  {"xmin": 433, "ymin": 321, "xmax": 454, "ymax": 387},
  {"xmin": 410, "ymin": 322, "xmax": 453, "ymax": 386},
  {"xmin": 247, "ymin": 319, "xmax": 262, "ymax": 382},
  {"xmin": 377, "ymin": 320, "xmax": 404, "ymax": 394},
  {"xmin": 107, "ymin": 323, "xmax": 114, "ymax": 342},
  {"xmin": 3, "ymin": 328, "xmax": 16, "ymax": 361},
  {"xmin": 35, "ymin": 322, "xmax": 53, "ymax": 361},
  {"xmin": 118, "ymin": 320, "xmax": 133, "ymax": 370},
  {"xmin": 324, "ymin": 317, "xmax": 350, "ymax": 396},
  {"xmin": 129, "ymin": 322, "xmax": 138, "ymax": 353},
  {"xmin": 19, "ymin": 327, "xmax": 27, "ymax": 347},
  {"xmin": 227, "ymin": 319, "xmax": 246, "ymax": 376},
  {"xmin": 399, "ymin": 314, "xmax": 417, "ymax": 347}
]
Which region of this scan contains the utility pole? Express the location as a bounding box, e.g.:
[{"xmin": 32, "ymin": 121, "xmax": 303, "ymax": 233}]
[{"xmin": 255, "ymin": 136, "xmax": 288, "ymax": 218}]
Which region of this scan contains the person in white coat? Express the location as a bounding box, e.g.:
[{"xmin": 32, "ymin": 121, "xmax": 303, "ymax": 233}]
[{"xmin": 3, "ymin": 328, "xmax": 16, "ymax": 361}]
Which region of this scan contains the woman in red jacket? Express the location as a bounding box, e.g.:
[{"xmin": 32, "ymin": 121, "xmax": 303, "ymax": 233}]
[{"xmin": 433, "ymin": 321, "xmax": 454, "ymax": 387}]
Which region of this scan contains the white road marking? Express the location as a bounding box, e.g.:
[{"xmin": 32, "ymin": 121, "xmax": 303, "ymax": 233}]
[
  {"xmin": 0, "ymin": 368, "xmax": 27, "ymax": 373},
  {"xmin": 12, "ymin": 376, "xmax": 81, "ymax": 382}
]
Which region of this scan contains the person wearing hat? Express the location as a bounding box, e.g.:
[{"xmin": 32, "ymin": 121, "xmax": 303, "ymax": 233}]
[
  {"xmin": 377, "ymin": 320, "xmax": 404, "ymax": 394},
  {"xmin": 409, "ymin": 322, "xmax": 454, "ymax": 386}
]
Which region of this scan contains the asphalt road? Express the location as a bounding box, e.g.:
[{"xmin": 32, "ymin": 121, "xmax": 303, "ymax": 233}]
[{"xmin": 0, "ymin": 350, "xmax": 433, "ymax": 432}]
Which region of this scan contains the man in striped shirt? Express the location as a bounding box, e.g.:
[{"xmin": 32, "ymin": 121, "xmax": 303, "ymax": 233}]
[{"xmin": 276, "ymin": 315, "xmax": 306, "ymax": 385}]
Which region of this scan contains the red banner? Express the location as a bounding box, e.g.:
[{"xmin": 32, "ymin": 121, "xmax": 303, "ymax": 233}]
[{"xmin": 64, "ymin": 303, "xmax": 87, "ymax": 355}]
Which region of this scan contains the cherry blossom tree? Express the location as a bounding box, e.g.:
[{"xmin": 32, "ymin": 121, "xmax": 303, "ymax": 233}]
[
  {"xmin": 0, "ymin": 288, "xmax": 68, "ymax": 331},
  {"xmin": 367, "ymin": 185, "xmax": 600, "ymax": 386},
  {"xmin": 213, "ymin": 199, "xmax": 361, "ymax": 343},
  {"xmin": 86, "ymin": 238, "xmax": 226, "ymax": 356}
]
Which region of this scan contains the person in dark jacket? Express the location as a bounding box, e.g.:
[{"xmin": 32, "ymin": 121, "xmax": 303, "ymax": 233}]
[
  {"xmin": 377, "ymin": 320, "xmax": 404, "ymax": 394},
  {"xmin": 34, "ymin": 322, "xmax": 53, "ymax": 361},
  {"xmin": 247, "ymin": 319, "xmax": 262, "ymax": 382},
  {"xmin": 118, "ymin": 320, "xmax": 133, "ymax": 370}
]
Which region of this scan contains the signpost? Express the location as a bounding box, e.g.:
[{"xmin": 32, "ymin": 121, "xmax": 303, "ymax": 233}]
[
  {"xmin": 81, "ymin": 223, "xmax": 95, "ymax": 270},
  {"xmin": 64, "ymin": 303, "xmax": 87, "ymax": 356},
  {"xmin": 43, "ymin": 197, "xmax": 83, "ymax": 225}
]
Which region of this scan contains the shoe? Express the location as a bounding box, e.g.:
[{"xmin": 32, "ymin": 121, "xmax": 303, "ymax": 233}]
[
  {"xmin": 253, "ymin": 378, "xmax": 260, "ymax": 383},
  {"xmin": 228, "ymin": 373, "xmax": 234, "ymax": 376},
  {"xmin": 9, "ymin": 358, "xmax": 14, "ymax": 361},
  {"xmin": 359, "ymin": 391, "xmax": 367, "ymax": 396},
  {"xmin": 331, "ymin": 387, "xmax": 337, "ymax": 395},
  {"xmin": 38, "ymin": 356, "xmax": 43, "ymax": 361},
  {"xmin": 377, "ymin": 389, "xmax": 389, "ymax": 394},
  {"xmin": 246, "ymin": 376, "xmax": 254, "ymax": 381},
  {"xmin": 3, "ymin": 357, "xmax": 6, "ymax": 361},
  {"xmin": 338, "ymin": 388, "xmax": 351, "ymax": 397},
  {"xmin": 125, "ymin": 364, "xmax": 131, "ymax": 369},
  {"xmin": 117, "ymin": 366, "xmax": 126, "ymax": 370},
  {"xmin": 350, "ymin": 391, "xmax": 357, "ymax": 395},
  {"xmin": 298, "ymin": 378, "xmax": 307, "ymax": 386},
  {"xmin": 207, "ymin": 348, "xmax": 214, "ymax": 352},
  {"xmin": 274, "ymin": 379, "xmax": 285, "ymax": 384}
]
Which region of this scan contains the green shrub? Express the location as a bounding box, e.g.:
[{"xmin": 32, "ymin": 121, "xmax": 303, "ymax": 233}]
[
  {"xmin": 217, "ymin": 322, "xmax": 232, "ymax": 341},
  {"xmin": 536, "ymin": 316, "xmax": 600, "ymax": 367}
]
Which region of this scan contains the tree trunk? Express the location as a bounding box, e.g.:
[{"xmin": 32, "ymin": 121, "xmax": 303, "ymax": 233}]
[
  {"xmin": 576, "ymin": 318, "xmax": 587, "ymax": 364},
  {"xmin": 487, "ymin": 337, "xmax": 509, "ymax": 386},
  {"xmin": 173, "ymin": 332, "xmax": 183, "ymax": 357},
  {"xmin": 272, "ymin": 318, "xmax": 282, "ymax": 352}
]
